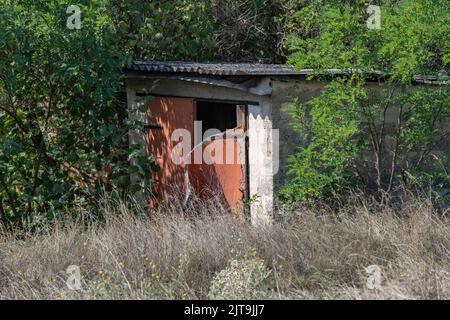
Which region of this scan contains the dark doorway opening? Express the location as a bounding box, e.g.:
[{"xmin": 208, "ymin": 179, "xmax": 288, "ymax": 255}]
[{"xmin": 196, "ymin": 101, "xmax": 242, "ymax": 137}]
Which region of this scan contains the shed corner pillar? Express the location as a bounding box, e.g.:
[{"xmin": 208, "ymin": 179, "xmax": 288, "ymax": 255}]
[{"xmin": 248, "ymin": 101, "xmax": 276, "ymax": 226}]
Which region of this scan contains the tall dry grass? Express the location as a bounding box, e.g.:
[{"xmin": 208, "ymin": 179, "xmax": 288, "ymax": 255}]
[{"xmin": 0, "ymin": 194, "xmax": 448, "ymax": 300}]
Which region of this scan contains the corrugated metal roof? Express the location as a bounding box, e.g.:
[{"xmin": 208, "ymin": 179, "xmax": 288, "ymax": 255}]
[
  {"xmin": 125, "ymin": 61, "xmax": 448, "ymax": 84},
  {"xmin": 127, "ymin": 60, "xmax": 296, "ymax": 76}
]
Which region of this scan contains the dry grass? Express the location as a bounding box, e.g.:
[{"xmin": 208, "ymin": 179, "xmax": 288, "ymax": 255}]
[{"xmin": 0, "ymin": 194, "xmax": 448, "ymax": 300}]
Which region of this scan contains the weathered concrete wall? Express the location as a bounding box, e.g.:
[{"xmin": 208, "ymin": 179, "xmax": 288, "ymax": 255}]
[
  {"xmin": 270, "ymin": 79, "xmax": 326, "ymax": 192},
  {"xmin": 248, "ymin": 101, "xmax": 274, "ymax": 225}
]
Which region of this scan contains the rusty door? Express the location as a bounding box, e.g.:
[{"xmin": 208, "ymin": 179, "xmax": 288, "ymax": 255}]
[
  {"xmin": 146, "ymin": 97, "xmax": 194, "ymax": 204},
  {"xmin": 146, "ymin": 97, "xmax": 245, "ymax": 212}
]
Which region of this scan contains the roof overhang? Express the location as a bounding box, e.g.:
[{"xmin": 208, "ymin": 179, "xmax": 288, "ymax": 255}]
[{"xmin": 123, "ymin": 61, "xmax": 448, "ymax": 86}]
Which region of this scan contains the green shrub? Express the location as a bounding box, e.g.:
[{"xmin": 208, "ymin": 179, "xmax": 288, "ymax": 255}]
[
  {"xmin": 279, "ymin": 78, "xmax": 365, "ymax": 203},
  {"xmin": 281, "ymin": 0, "xmax": 449, "ymax": 204}
]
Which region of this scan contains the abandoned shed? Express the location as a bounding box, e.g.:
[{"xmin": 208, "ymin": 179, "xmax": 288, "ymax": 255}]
[{"xmin": 123, "ymin": 61, "xmax": 446, "ymax": 224}]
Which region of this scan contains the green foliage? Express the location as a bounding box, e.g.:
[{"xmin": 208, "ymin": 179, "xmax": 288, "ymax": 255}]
[
  {"xmin": 109, "ymin": 0, "xmax": 284, "ymax": 63},
  {"xmin": 280, "ymin": 78, "xmax": 365, "ymax": 203},
  {"xmin": 282, "ymin": 0, "xmax": 449, "ymax": 203},
  {"xmin": 0, "ymin": 0, "xmax": 154, "ymax": 230},
  {"xmin": 401, "ymin": 88, "xmax": 450, "ymax": 154},
  {"xmin": 109, "ymin": 0, "xmax": 215, "ymax": 61},
  {"xmin": 285, "ymin": 0, "xmax": 449, "ymax": 82},
  {"xmin": 400, "ymin": 88, "xmax": 450, "ymax": 195}
]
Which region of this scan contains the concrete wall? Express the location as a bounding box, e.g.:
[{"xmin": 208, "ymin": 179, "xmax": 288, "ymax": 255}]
[{"xmin": 269, "ymin": 79, "xmax": 326, "ymax": 191}]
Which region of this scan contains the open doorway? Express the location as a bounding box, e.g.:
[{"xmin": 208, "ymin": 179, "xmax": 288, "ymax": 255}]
[{"xmin": 195, "ymin": 100, "xmax": 246, "ymax": 139}]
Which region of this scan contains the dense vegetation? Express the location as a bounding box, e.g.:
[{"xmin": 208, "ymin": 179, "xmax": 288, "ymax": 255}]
[
  {"xmin": 280, "ymin": 0, "xmax": 449, "ymax": 204},
  {"xmin": 0, "ymin": 0, "xmax": 449, "ymax": 231},
  {"xmin": 0, "ymin": 1, "xmax": 152, "ymax": 231}
]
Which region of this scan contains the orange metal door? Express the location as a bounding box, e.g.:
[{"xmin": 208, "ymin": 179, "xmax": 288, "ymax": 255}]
[{"xmin": 146, "ymin": 97, "xmax": 194, "ymax": 204}]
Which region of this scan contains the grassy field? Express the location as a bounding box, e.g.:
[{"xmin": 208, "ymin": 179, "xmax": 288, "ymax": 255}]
[{"xmin": 0, "ymin": 195, "xmax": 448, "ymax": 300}]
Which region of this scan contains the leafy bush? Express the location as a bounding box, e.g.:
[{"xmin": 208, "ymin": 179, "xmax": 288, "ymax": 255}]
[
  {"xmin": 280, "ymin": 78, "xmax": 365, "ymax": 203},
  {"xmin": 109, "ymin": 0, "xmax": 284, "ymax": 63},
  {"xmin": 281, "ymin": 0, "xmax": 449, "ymax": 203},
  {"xmin": 0, "ymin": 1, "xmax": 155, "ymax": 230}
]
